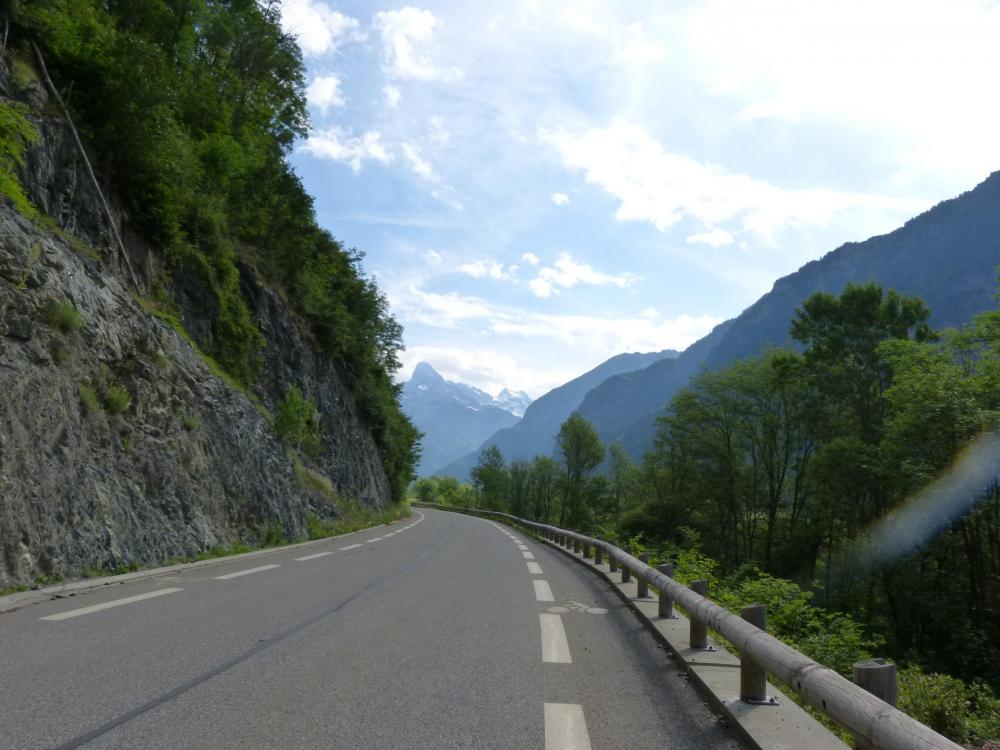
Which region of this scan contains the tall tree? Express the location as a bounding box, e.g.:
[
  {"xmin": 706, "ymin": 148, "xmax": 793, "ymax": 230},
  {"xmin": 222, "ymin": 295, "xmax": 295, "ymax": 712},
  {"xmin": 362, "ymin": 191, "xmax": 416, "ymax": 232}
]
[{"xmin": 557, "ymin": 413, "xmax": 603, "ymax": 528}]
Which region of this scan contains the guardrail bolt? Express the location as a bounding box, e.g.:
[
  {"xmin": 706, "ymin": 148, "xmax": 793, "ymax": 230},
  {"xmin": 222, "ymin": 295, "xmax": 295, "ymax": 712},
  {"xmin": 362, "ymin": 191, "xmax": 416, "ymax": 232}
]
[
  {"xmin": 657, "ymin": 563, "xmax": 675, "ymax": 618},
  {"xmin": 637, "ymin": 553, "xmax": 650, "ymax": 598},
  {"xmin": 689, "ymin": 579, "xmax": 711, "ymax": 650},
  {"xmin": 595, "ymin": 538, "xmax": 603, "ymax": 565},
  {"xmin": 852, "ymin": 658, "xmax": 897, "ymax": 750},
  {"xmin": 740, "ymin": 604, "xmax": 769, "ymax": 703}
]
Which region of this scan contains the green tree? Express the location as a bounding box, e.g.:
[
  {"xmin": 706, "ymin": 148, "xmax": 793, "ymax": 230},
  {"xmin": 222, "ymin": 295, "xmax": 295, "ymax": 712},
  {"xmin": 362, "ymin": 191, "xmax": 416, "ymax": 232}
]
[
  {"xmin": 471, "ymin": 445, "xmax": 508, "ymax": 511},
  {"xmin": 557, "ymin": 413, "xmax": 603, "ymax": 528}
]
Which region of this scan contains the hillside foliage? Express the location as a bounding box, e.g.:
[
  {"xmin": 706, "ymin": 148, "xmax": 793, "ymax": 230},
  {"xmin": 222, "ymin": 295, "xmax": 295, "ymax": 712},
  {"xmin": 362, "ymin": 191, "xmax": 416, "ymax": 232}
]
[{"xmin": 6, "ymin": 0, "xmax": 418, "ymax": 498}]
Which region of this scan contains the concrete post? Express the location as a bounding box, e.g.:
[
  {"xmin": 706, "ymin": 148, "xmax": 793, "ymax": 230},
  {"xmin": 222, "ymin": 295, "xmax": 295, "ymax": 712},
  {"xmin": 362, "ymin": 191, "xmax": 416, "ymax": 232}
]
[
  {"xmin": 637, "ymin": 553, "xmax": 650, "ymax": 598},
  {"xmin": 595, "ymin": 538, "xmax": 603, "ymax": 565},
  {"xmin": 690, "ymin": 579, "xmax": 709, "ymax": 649},
  {"xmin": 740, "ymin": 604, "xmax": 767, "ymax": 702},
  {"xmin": 657, "ymin": 563, "xmax": 674, "ymax": 618}
]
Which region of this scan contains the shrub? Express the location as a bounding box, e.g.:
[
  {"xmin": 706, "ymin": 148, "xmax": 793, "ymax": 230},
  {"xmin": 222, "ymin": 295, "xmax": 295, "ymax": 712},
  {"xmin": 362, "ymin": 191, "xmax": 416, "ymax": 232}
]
[
  {"xmin": 103, "ymin": 385, "xmax": 131, "ymax": 414},
  {"xmin": 182, "ymin": 413, "xmax": 200, "ymax": 431},
  {"xmin": 78, "ymin": 383, "xmax": 100, "ymax": 413},
  {"xmin": 45, "ymin": 301, "xmax": 83, "ymax": 332},
  {"xmin": 274, "ymin": 385, "xmax": 324, "ymax": 460}
]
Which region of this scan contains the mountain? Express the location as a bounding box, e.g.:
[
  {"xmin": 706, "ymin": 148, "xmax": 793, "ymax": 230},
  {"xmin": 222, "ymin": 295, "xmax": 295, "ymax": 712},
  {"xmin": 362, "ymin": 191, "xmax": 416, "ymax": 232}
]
[
  {"xmin": 576, "ymin": 171, "xmax": 1000, "ymax": 459},
  {"xmin": 401, "ymin": 363, "xmax": 526, "ymax": 476},
  {"xmin": 438, "ymin": 349, "xmax": 679, "ymax": 479}
]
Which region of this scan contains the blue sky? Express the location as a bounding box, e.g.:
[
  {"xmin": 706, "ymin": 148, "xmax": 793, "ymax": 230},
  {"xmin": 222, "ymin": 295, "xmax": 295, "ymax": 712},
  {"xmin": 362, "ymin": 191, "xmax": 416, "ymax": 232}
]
[{"xmin": 281, "ymin": 0, "xmax": 1000, "ymax": 397}]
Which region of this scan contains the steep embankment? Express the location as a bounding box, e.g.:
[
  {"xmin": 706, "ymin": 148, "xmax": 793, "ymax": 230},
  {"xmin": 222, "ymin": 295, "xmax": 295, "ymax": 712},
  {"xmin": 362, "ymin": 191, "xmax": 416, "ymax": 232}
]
[{"xmin": 0, "ymin": 47, "xmax": 395, "ymax": 585}]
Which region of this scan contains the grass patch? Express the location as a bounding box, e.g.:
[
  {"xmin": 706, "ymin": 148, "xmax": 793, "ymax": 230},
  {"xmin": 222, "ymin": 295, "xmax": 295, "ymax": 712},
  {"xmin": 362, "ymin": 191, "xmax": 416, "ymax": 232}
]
[
  {"xmin": 182, "ymin": 413, "xmax": 200, "ymax": 431},
  {"xmin": 78, "ymin": 382, "xmax": 101, "ymax": 413},
  {"xmin": 103, "ymin": 384, "xmax": 131, "ymax": 414},
  {"xmin": 0, "ymin": 99, "xmax": 40, "ymax": 220},
  {"xmin": 45, "ymin": 300, "xmax": 83, "ymax": 332},
  {"xmin": 0, "ymin": 583, "xmax": 30, "ymax": 597},
  {"xmin": 81, "ymin": 561, "xmax": 142, "ymax": 578}
]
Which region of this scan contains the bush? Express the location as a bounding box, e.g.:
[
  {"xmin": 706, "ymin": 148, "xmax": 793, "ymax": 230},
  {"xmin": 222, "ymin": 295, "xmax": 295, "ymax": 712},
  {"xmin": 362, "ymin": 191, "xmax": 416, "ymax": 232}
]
[
  {"xmin": 46, "ymin": 301, "xmax": 83, "ymax": 332},
  {"xmin": 103, "ymin": 385, "xmax": 131, "ymax": 414},
  {"xmin": 78, "ymin": 383, "xmax": 100, "ymax": 413},
  {"xmin": 898, "ymin": 665, "xmax": 1000, "ymax": 743},
  {"xmin": 274, "ymin": 385, "xmax": 323, "ymax": 460}
]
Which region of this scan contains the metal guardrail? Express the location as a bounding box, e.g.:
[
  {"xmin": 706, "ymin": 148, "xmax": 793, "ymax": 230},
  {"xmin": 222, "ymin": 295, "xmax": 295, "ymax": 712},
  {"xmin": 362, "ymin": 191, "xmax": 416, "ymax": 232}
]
[{"xmin": 415, "ymin": 502, "xmax": 963, "ymax": 750}]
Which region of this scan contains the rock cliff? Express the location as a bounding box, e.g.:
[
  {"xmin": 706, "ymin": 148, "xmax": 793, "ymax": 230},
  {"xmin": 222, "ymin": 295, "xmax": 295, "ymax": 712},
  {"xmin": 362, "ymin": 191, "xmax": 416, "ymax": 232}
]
[{"xmin": 0, "ymin": 53, "xmax": 391, "ymax": 587}]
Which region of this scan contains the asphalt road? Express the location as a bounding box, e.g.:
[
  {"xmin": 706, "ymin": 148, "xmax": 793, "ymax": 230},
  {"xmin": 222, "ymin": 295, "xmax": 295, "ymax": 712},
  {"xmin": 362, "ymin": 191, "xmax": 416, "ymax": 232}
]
[{"xmin": 0, "ymin": 508, "xmax": 746, "ymax": 749}]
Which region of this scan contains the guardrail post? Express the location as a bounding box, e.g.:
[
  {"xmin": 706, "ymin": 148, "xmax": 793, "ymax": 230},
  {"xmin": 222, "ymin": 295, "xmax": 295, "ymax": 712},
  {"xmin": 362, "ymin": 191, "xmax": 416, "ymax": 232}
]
[
  {"xmin": 637, "ymin": 553, "xmax": 650, "ymax": 598},
  {"xmin": 594, "ymin": 538, "xmax": 603, "ymax": 565},
  {"xmin": 621, "ymin": 562, "xmax": 631, "ymax": 584},
  {"xmin": 689, "ymin": 579, "xmax": 711, "ymax": 650},
  {"xmin": 609, "ymin": 552, "xmax": 618, "ymax": 573},
  {"xmin": 573, "ymin": 537, "xmax": 581, "ymax": 554},
  {"xmin": 740, "ymin": 604, "xmax": 768, "ymax": 703},
  {"xmin": 852, "ymin": 659, "xmax": 897, "ymax": 750},
  {"xmin": 657, "ymin": 563, "xmax": 674, "ymax": 618},
  {"xmin": 583, "ymin": 539, "xmax": 591, "ymax": 558}
]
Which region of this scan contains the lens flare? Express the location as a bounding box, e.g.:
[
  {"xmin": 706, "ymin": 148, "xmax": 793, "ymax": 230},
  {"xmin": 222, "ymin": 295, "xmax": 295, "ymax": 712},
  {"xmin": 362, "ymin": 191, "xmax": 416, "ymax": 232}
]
[{"xmin": 843, "ymin": 430, "xmax": 1000, "ymax": 575}]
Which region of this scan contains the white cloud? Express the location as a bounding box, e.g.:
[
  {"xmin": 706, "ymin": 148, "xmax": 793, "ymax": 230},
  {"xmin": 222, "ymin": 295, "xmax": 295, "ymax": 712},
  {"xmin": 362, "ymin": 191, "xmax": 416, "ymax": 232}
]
[
  {"xmin": 521, "ymin": 252, "xmax": 540, "ymax": 266},
  {"xmin": 529, "ymin": 252, "xmax": 638, "ymax": 298},
  {"xmin": 456, "ymin": 260, "xmax": 518, "ymax": 282},
  {"xmin": 372, "ymin": 7, "xmax": 462, "ymax": 81},
  {"xmin": 423, "ymin": 249, "xmax": 443, "ymax": 265},
  {"xmin": 687, "ymin": 228, "xmax": 734, "ymax": 247},
  {"xmin": 551, "ymin": 192, "xmax": 570, "ymax": 205},
  {"xmin": 300, "ymin": 128, "xmax": 391, "ymax": 172},
  {"xmin": 384, "ymin": 85, "xmax": 402, "ymax": 107},
  {"xmin": 543, "ymin": 118, "xmax": 927, "ymax": 240},
  {"xmin": 402, "ymin": 142, "xmax": 435, "ymax": 180},
  {"xmin": 306, "ymin": 74, "xmax": 345, "ymax": 114},
  {"xmin": 279, "ymin": 0, "xmax": 360, "ymax": 56}
]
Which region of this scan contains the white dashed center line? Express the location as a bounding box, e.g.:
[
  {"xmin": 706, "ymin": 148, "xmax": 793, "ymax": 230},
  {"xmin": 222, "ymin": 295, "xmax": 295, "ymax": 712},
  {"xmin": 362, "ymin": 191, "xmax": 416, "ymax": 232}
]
[
  {"xmin": 40, "ymin": 588, "xmax": 184, "ymax": 621},
  {"xmin": 544, "ymin": 703, "xmax": 591, "ymax": 750},
  {"xmin": 523, "ymin": 551, "xmax": 535, "ymax": 560},
  {"xmin": 213, "ymin": 564, "xmax": 280, "ymax": 580},
  {"xmin": 533, "ymin": 580, "xmax": 555, "ymax": 602},
  {"xmin": 339, "ymin": 543, "xmax": 363, "ymax": 551},
  {"xmin": 539, "ymin": 613, "xmax": 572, "ymax": 663}
]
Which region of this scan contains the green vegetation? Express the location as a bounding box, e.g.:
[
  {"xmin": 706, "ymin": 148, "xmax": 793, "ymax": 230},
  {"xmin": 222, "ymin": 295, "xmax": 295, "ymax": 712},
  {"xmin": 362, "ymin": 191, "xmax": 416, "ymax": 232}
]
[
  {"xmin": 103, "ymin": 384, "xmax": 130, "ymax": 414},
  {"xmin": 0, "ymin": 98, "xmax": 39, "ymax": 218},
  {"xmin": 456, "ymin": 281, "xmax": 1000, "ymax": 745},
  {"xmin": 0, "ymin": 583, "xmax": 30, "ymax": 597},
  {"xmin": 181, "ymin": 412, "xmax": 200, "ymax": 431},
  {"xmin": 10, "ymin": 0, "xmax": 418, "ymax": 499},
  {"xmin": 275, "ymin": 385, "xmax": 323, "ymax": 460},
  {"xmin": 44, "ymin": 300, "xmax": 83, "ymax": 332},
  {"xmin": 77, "ymin": 382, "xmax": 100, "ymax": 413}
]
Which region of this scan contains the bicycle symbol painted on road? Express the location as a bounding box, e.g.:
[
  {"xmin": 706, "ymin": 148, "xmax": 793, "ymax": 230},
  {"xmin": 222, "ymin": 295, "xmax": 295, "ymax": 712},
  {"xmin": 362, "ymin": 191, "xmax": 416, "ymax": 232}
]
[{"xmin": 547, "ymin": 600, "xmax": 607, "ymax": 615}]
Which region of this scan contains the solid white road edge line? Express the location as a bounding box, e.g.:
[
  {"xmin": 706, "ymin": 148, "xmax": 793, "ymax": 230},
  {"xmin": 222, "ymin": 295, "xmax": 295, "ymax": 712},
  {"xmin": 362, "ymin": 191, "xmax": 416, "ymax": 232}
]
[
  {"xmin": 40, "ymin": 588, "xmax": 184, "ymax": 621},
  {"xmin": 539, "ymin": 613, "xmax": 572, "ymax": 663},
  {"xmin": 213, "ymin": 564, "xmax": 280, "ymax": 580},
  {"xmin": 294, "ymin": 551, "xmax": 334, "ymax": 561},
  {"xmin": 544, "ymin": 703, "xmax": 592, "ymax": 750},
  {"xmin": 527, "ymin": 562, "xmax": 543, "ymax": 575},
  {"xmin": 534, "ymin": 580, "xmax": 555, "ymax": 602}
]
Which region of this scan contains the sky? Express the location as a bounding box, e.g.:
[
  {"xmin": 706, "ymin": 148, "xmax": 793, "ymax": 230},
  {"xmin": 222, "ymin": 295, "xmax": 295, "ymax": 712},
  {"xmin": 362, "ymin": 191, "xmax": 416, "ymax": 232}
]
[{"xmin": 281, "ymin": 0, "xmax": 1000, "ymax": 397}]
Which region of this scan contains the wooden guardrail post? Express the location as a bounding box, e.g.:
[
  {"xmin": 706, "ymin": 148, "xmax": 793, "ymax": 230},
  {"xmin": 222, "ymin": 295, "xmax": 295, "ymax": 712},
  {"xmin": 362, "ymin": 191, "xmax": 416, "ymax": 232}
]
[
  {"xmin": 582, "ymin": 539, "xmax": 591, "ymax": 558},
  {"xmin": 740, "ymin": 604, "xmax": 769, "ymax": 703},
  {"xmin": 689, "ymin": 579, "xmax": 711, "ymax": 650},
  {"xmin": 621, "ymin": 561, "xmax": 631, "ymax": 584},
  {"xmin": 853, "ymin": 659, "xmax": 898, "ymax": 750},
  {"xmin": 573, "ymin": 537, "xmax": 581, "ymax": 554},
  {"xmin": 657, "ymin": 563, "xmax": 675, "ymax": 618},
  {"xmin": 609, "ymin": 551, "xmax": 618, "ymax": 573},
  {"xmin": 637, "ymin": 553, "xmax": 650, "ymax": 598},
  {"xmin": 594, "ymin": 537, "xmax": 603, "ymax": 564}
]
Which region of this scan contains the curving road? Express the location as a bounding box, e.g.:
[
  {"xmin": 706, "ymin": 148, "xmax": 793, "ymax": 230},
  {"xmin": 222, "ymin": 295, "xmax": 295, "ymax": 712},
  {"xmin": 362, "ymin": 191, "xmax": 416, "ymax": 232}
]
[{"xmin": 0, "ymin": 508, "xmax": 746, "ymax": 749}]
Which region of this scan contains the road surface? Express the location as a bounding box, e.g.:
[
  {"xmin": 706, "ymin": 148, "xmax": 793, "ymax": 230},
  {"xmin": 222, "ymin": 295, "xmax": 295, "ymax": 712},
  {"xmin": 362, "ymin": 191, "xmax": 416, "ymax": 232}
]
[{"xmin": 0, "ymin": 508, "xmax": 745, "ymax": 749}]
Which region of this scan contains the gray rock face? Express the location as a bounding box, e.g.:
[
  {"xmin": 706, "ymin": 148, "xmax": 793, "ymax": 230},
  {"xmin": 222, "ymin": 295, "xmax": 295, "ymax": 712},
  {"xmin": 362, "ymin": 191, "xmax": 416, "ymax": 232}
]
[{"xmin": 0, "ymin": 54, "xmax": 392, "ymax": 587}]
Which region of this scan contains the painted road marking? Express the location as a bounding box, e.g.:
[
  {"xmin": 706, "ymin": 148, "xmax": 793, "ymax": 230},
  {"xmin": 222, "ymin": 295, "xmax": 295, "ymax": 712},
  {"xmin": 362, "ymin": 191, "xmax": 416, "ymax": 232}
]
[
  {"xmin": 339, "ymin": 544, "xmax": 363, "ymax": 551},
  {"xmin": 40, "ymin": 588, "xmax": 184, "ymax": 621},
  {"xmin": 534, "ymin": 580, "xmax": 555, "ymax": 602},
  {"xmin": 517, "ymin": 544, "xmax": 529, "ymax": 550},
  {"xmin": 539, "ymin": 613, "xmax": 572, "ymax": 663},
  {"xmin": 366, "ymin": 538, "xmax": 383, "ymax": 544},
  {"xmin": 527, "ymin": 562, "xmax": 543, "ymax": 575},
  {"xmin": 544, "ymin": 703, "xmax": 591, "ymax": 750},
  {"xmin": 523, "ymin": 551, "xmax": 535, "ymax": 560},
  {"xmin": 295, "ymin": 551, "xmax": 333, "ymax": 561},
  {"xmin": 213, "ymin": 564, "xmax": 280, "ymax": 580}
]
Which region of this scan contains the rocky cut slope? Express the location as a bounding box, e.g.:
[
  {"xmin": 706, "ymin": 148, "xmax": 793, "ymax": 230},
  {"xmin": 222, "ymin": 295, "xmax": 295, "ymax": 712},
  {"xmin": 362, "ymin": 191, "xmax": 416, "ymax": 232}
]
[{"xmin": 0, "ymin": 53, "xmax": 391, "ymax": 587}]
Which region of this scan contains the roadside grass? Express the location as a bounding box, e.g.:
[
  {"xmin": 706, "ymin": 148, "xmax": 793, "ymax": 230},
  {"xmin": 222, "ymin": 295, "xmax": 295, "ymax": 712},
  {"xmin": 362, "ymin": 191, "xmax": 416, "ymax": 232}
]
[{"xmin": 45, "ymin": 300, "xmax": 83, "ymax": 332}]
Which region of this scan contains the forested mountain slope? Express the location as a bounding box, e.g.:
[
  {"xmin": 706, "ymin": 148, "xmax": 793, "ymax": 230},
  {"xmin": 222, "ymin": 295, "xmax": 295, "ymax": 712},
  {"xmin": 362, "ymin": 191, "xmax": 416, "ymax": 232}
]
[
  {"xmin": 580, "ymin": 172, "xmax": 1000, "ymax": 458},
  {"xmin": 0, "ymin": 1, "xmax": 417, "ymax": 586},
  {"xmin": 439, "ymin": 349, "xmax": 678, "ymax": 479}
]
